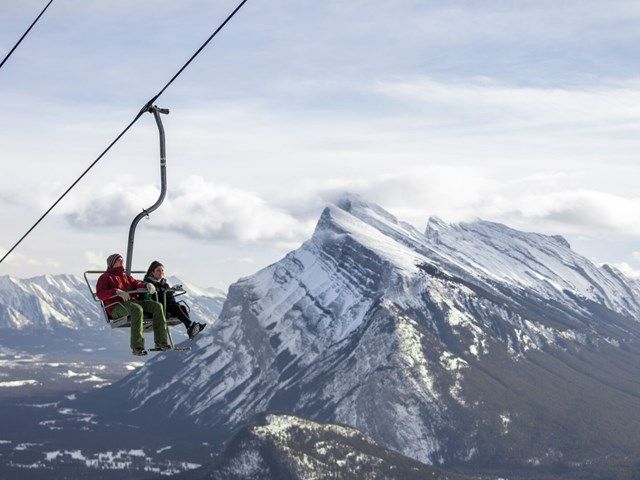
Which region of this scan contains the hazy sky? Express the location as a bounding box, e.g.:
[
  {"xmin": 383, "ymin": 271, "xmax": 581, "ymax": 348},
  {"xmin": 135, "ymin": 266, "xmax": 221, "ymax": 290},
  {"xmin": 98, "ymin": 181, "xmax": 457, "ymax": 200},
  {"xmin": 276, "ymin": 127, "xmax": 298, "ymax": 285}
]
[{"xmin": 2, "ymin": 0, "xmax": 640, "ymax": 289}]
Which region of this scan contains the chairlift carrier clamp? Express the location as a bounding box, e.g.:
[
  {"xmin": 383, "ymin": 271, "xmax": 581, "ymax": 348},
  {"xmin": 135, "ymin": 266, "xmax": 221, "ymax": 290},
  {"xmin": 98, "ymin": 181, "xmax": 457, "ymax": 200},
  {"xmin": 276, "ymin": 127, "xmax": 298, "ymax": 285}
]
[{"xmin": 126, "ymin": 105, "xmax": 169, "ymax": 274}]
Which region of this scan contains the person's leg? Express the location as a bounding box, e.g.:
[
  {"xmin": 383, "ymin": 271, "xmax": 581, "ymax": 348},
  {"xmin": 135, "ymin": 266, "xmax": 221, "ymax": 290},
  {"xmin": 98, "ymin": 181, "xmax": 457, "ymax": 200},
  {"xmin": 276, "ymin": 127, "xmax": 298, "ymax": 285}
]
[
  {"xmin": 112, "ymin": 302, "xmax": 144, "ymax": 350},
  {"xmin": 177, "ymin": 303, "xmax": 206, "ymax": 339},
  {"xmin": 167, "ymin": 302, "xmax": 192, "ymax": 330},
  {"xmin": 142, "ymin": 300, "xmax": 168, "ymax": 347}
]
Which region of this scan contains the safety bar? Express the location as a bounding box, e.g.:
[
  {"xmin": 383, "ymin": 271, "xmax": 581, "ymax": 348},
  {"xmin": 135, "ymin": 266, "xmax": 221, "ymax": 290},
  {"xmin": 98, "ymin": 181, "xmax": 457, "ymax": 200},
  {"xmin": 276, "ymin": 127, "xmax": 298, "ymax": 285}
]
[{"xmin": 83, "ymin": 270, "xmax": 147, "ymax": 300}]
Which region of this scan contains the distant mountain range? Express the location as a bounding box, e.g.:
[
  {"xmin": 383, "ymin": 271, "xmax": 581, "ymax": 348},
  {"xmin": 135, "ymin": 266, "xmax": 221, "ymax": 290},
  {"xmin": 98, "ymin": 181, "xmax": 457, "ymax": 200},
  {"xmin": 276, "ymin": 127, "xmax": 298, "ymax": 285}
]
[{"xmin": 0, "ymin": 273, "xmax": 225, "ymax": 359}]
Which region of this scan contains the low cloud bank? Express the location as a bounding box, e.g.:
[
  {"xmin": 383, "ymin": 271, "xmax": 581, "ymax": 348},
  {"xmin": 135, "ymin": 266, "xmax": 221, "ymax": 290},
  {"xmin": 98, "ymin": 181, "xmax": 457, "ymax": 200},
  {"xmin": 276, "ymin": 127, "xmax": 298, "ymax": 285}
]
[
  {"xmin": 66, "ymin": 176, "xmax": 312, "ymax": 246},
  {"xmin": 63, "ymin": 169, "xmax": 640, "ymax": 244}
]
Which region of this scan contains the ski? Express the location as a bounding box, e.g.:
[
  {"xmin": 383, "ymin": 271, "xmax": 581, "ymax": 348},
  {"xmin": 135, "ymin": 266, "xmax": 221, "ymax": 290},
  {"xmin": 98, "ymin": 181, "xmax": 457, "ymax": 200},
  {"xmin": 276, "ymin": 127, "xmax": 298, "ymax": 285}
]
[{"xmin": 149, "ymin": 346, "xmax": 191, "ymax": 352}]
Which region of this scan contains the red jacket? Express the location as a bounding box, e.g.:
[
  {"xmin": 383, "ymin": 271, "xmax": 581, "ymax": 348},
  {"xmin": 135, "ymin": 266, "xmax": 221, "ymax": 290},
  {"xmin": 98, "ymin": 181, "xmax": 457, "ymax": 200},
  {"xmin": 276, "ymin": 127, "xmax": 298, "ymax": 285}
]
[{"xmin": 96, "ymin": 266, "xmax": 146, "ymax": 316}]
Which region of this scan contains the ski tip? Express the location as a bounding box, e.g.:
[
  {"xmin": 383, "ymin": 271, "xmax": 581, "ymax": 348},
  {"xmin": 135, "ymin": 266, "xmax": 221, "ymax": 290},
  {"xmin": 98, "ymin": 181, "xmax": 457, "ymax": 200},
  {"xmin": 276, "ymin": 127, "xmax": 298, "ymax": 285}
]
[{"xmin": 149, "ymin": 347, "xmax": 191, "ymax": 352}]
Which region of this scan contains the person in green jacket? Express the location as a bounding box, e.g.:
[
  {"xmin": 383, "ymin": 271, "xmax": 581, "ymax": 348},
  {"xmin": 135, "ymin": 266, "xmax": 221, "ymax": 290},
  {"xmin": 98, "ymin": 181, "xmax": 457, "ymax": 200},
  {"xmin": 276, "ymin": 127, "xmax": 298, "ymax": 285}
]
[{"xmin": 144, "ymin": 260, "xmax": 206, "ymax": 340}]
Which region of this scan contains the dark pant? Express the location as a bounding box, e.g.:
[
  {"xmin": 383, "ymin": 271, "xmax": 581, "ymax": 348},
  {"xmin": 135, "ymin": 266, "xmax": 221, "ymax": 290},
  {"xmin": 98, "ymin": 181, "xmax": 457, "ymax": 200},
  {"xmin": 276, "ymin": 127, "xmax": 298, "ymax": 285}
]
[{"xmin": 167, "ymin": 302, "xmax": 192, "ymax": 329}]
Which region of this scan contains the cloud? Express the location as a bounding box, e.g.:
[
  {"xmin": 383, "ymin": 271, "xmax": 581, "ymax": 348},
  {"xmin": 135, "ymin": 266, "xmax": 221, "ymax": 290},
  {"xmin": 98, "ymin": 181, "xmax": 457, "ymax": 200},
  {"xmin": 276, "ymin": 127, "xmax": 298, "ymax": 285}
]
[
  {"xmin": 0, "ymin": 246, "xmax": 59, "ymax": 268},
  {"xmin": 372, "ymin": 76, "xmax": 640, "ymax": 134},
  {"xmin": 63, "ymin": 167, "xmax": 640, "ymax": 246},
  {"xmin": 157, "ymin": 177, "xmax": 312, "ymax": 244},
  {"xmin": 499, "ymin": 190, "xmax": 640, "ymax": 236},
  {"xmin": 362, "ymin": 172, "xmax": 640, "ymax": 237},
  {"xmin": 66, "ymin": 176, "xmax": 312, "ymax": 246},
  {"xmin": 380, "ymin": 172, "xmax": 636, "ymax": 240},
  {"xmin": 383, "ymin": 1, "xmax": 640, "ymax": 47},
  {"xmin": 273, "ymin": 167, "xmax": 640, "ymax": 239},
  {"xmin": 273, "ymin": 166, "xmax": 496, "ymax": 224},
  {"xmin": 85, "ymin": 250, "xmax": 109, "ymax": 269},
  {"xmin": 65, "ymin": 181, "xmax": 160, "ymax": 227}
]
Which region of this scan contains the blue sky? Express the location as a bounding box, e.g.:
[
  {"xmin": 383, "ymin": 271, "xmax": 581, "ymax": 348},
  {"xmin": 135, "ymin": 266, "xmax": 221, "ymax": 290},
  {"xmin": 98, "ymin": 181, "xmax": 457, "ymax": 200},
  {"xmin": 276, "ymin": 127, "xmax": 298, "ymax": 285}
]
[{"xmin": 2, "ymin": 0, "xmax": 640, "ymax": 288}]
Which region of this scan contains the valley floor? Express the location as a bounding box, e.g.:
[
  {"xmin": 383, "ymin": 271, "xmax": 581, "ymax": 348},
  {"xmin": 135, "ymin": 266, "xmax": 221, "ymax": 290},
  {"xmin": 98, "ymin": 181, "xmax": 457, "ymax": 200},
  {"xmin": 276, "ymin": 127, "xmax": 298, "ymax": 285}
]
[
  {"xmin": 1, "ymin": 390, "xmax": 639, "ymax": 480},
  {"xmin": 0, "ymin": 393, "xmax": 209, "ymax": 480},
  {"xmin": 0, "ymin": 345, "xmax": 208, "ymax": 480},
  {"xmin": 1, "ymin": 346, "xmax": 639, "ymax": 480}
]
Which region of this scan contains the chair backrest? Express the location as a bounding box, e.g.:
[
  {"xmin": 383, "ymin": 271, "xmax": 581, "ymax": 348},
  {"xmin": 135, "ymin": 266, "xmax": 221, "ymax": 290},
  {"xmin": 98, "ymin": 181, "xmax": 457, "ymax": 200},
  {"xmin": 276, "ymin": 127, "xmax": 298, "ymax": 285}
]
[
  {"xmin": 83, "ymin": 270, "xmax": 147, "ymax": 323},
  {"xmin": 83, "ymin": 271, "xmax": 188, "ymax": 330},
  {"xmin": 83, "ymin": 270, "xmax": 147, "ymax": 296}
]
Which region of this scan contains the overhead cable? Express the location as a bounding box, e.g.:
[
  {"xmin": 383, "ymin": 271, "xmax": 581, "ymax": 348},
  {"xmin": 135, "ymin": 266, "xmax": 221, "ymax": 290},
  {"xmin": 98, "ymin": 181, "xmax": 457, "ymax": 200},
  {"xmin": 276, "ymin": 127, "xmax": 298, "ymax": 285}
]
[
  {"xmin": 0, "ymin": 0, "xmax": 54, "ymax": 72},
  {"xmin": 0, "ymin": 0, "xmax": 250, "ymax": 265}
]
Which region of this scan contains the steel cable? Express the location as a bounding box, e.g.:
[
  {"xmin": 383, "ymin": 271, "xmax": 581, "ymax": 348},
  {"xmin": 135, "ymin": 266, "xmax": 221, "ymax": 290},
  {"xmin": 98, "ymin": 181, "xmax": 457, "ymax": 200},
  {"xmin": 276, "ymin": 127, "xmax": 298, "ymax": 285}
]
[
  {"xmin": 0, "ymin": 0, "xmax": 250, "ymax": 265},
  {"xmin": 0, "ymin": 0, "xmax": 55, "ymax": 72}
]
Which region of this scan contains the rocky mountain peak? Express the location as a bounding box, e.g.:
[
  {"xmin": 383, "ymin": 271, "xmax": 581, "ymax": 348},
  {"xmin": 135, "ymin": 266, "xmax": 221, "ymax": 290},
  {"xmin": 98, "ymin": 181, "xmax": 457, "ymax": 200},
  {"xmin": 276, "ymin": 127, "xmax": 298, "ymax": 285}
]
[{"xmin": 75, "ymin": 196, "xmax": 640, "ymax": 474}]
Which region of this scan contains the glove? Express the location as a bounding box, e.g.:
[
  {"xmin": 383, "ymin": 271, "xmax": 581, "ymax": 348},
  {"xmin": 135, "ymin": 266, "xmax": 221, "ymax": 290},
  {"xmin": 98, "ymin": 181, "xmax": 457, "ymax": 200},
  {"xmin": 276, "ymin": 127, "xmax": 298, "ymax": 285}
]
[
  {"xmin": 146, "ymin": 283, "xmax": 157, "ymax": 294},
  {"xmin": 116, "ymin": 289, "xmax": 130, "ymax": 302}
]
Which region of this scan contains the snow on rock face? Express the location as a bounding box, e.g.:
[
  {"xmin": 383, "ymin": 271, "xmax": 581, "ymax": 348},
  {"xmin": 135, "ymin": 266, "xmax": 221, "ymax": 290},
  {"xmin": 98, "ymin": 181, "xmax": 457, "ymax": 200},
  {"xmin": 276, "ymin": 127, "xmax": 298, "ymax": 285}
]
[
  {"xmin": 0, "ymin": 273, "xmax": 225, "ymax": 362},
  {"xmin": 0, "ymin": 275, "xmax": 99, "ymax": 330},
  {"xmin": 0, "ymin": 274, "xmax": 225, "ymax": 333},
  {"xmin": 253, "ymin": 414, "xmax": 367, "ymax": 442},
  {"xmin": 166, "ymin": 275, "xmax": 226, "ymax": 325},
  {"xmin": 424, "ymin": 217, "xmax": 640, "ymax": 318},
  {"xmin": 96, "ymin": 194, "xmax": 640, "ymax": 469},
  {"xmin": 198, "ymin": 413, "xmax": 466, "ymax": 480}
]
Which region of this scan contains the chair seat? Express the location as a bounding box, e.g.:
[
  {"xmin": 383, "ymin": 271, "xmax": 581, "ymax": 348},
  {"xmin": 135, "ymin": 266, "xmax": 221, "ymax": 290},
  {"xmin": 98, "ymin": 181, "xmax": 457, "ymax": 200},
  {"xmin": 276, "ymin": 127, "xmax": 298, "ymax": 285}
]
[{"xmin": 109, "ymin": 316, "xmax": 183, "ymax": 330}]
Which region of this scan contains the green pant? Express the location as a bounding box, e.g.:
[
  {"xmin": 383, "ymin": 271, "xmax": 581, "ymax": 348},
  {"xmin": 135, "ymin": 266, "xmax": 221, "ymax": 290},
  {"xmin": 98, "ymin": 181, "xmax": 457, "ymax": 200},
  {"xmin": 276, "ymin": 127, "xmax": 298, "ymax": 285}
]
[{"xmin": 112, "ymin": 300, "xmax": 168, "ymax": 350}]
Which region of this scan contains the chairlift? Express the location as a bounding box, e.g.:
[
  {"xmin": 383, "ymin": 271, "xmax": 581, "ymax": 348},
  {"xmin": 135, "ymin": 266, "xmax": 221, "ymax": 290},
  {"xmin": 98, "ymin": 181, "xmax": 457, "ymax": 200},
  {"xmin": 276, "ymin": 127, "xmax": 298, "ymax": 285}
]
[{"xmin": 84, "ymin": 106, "xmax": 189, "ymax": 351}]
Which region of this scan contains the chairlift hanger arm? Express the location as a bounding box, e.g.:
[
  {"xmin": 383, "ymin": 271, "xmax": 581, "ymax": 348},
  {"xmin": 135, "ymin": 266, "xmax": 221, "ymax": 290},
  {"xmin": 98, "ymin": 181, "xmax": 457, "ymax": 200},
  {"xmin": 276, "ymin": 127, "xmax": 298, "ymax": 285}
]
[{"xmin": 125, "ymin": 106, "xmax": 169, "ymax": 274}]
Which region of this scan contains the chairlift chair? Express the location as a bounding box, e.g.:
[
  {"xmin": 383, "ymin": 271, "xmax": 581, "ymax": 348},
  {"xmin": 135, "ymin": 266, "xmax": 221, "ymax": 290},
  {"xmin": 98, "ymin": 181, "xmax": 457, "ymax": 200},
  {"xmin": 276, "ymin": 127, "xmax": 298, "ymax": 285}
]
[
  {"xmin": 83, "ymin": 271, "xmax": 188, "ymax": 349},
  {"xmin": 83, "ymin": 105, "xmax": 190, "ymax": 351}
]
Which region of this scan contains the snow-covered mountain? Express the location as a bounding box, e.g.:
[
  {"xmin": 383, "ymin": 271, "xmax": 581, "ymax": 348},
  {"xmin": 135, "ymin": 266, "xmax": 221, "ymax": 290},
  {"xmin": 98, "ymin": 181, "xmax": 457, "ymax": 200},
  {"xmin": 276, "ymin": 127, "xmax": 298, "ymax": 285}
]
[
  {"xmin": 166, "ymin": 275, "xmax": 226, "ymax": 327},
  {"xmin": 0, "ymin": 274, "xmax": 225, "ymax": 331},
  {"xmin": 0, "ymin": 275, "xmax": 99, "ymax": 331},
  {"xmin": 75, "ymin": 194, "xmax": 640, "ymax": 476},
  {"xmin": 181, "ymin": 413, "xmax": 472, "ymax": 480},
  {"xmin": 425, "ymin": 216, "xmax": 640, "ymax": 318},
  {"xmin": 0, "ymin": 273, "xmax": 226, "ymax": 357}
]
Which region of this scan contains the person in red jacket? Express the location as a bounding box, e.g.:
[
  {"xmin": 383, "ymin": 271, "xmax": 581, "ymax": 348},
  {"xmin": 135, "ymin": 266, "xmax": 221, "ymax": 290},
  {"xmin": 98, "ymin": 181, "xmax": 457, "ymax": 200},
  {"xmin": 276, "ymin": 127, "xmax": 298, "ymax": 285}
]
[{"xmin": 96, "ymin": 253, "xmax": 169, "ymax": 356}]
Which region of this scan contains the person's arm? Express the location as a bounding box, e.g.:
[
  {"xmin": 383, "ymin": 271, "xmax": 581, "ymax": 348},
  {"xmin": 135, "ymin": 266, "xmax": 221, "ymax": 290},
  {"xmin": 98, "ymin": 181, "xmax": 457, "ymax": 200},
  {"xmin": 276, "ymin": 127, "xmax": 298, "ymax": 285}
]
[
  {"xmin": 141, "ymin": 276, "xmax": 158, "ymax": 300},
  {"xmin": 162, "ymin": 279, "xmax": 176, "ymax": 298},
  {"xmin": 96, "ymin": 275, "xmax": 117, "ymax": 301},
  {"xmin": 127, "ymin": 274, "xmax": 147, "ymax": 290}
]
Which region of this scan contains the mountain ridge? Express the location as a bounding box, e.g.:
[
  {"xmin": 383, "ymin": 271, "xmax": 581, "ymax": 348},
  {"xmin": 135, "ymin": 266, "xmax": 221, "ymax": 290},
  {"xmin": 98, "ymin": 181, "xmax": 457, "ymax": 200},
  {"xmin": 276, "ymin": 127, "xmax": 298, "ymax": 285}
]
[
  {"xmin": 0, "ymin": 272, "xmax": 227, "ymax": 363},
  {"xmin": 66, "ymin": 194, "xmax": 640, "ymax": 476},
  {"xmin": 179, "ymin": 412, "xmax": 474, "ymax": 480}
]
